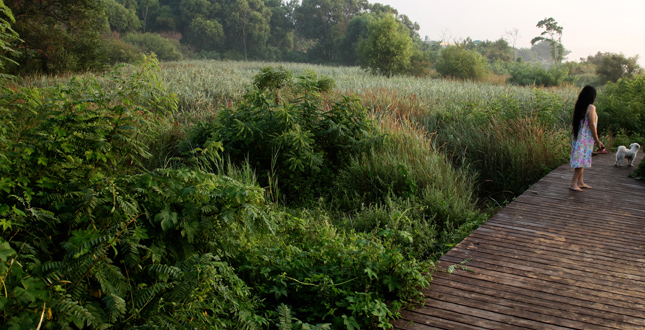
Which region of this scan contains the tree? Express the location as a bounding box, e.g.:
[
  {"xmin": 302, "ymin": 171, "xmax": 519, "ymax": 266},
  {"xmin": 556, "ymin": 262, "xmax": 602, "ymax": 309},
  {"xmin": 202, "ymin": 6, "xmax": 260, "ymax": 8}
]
[
  {"xmin": 266, "ymin": 0, "xmax": 296, "ymax": 58},
  {"xmin": 225, "ymin": 0, "xmax": 271, "ymax": 59},
  {"xmin": 477, "ymin": 38, "xmax": 513, "ymax": 63},
  {"xmin": 337, "ymin": 13, "xmax": 374, "ymax": 65},
  {"xmin": 435, "ymin": 46, "xmax": 489, "ymax": 80},
  {"xmin": 504, "ymin": 27, "xmax": 520, "ymax": 59},
  {"xmin": 531, "ymin": 17, "xmax": 564, "ymax": 64},
  {"xmin": 187, "ymin": 16, "xmax": 224, "ymax": 51},
  {"xmin": 596, "ymin": 53, "xmax": 641, "ymax": 84},
  {"xmin": 139, "ymin": 0, "xmax": 159, "ymax": 32},
  {"xmin": 357, "ymin": 15, "xmax": 413, "ymax": 77},
  {"xmin": 4, "ymin": 0, "xmax": 109, "ymax": 74},
  {"xmin": 294, "ymin": 0, "xmax": 369, "ymax": 62},
  {"xmin": 105, "ymin": 0, "xmax": 141, "ymax": 33}
]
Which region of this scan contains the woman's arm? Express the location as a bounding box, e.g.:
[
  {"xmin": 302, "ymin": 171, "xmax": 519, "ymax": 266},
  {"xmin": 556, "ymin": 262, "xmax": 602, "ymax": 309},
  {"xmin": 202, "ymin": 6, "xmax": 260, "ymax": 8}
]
[{"xmin": 586, "ymin": 104, "xmax": 604, "ymax": 148}]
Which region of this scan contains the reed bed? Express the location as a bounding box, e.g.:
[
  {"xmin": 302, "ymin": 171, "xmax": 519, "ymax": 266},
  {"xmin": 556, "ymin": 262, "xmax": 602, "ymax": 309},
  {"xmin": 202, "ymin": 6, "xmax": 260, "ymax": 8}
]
[{"xmin": 17, "ymin": 59, "xmax": 582, "ymax": 201}]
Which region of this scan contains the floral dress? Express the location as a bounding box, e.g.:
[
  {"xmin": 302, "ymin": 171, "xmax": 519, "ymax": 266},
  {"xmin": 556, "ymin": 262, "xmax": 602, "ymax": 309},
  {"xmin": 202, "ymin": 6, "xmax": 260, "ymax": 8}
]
[{"xmin": 570, "ymin": 114, "xmax": 596, "ymax": 168}]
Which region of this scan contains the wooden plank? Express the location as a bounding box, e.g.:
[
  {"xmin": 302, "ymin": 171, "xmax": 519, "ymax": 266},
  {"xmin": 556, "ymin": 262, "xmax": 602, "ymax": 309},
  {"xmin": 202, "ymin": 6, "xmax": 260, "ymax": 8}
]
[
  {"xmin": 395, "ymin": 153, "xmax": 645, "ymax": 329},
  {"xmin": 429, "ymin": 275, "xmax": 640, "ymax": 329}
]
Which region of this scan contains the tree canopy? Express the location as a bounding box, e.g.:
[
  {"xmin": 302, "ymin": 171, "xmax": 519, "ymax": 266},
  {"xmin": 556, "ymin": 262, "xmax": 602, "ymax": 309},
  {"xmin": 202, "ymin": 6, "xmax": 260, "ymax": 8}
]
[
  {"xmin": 531, "ymin": 17, "xmax": 564, "ymax": 64},
  {"xmin": 357, "ymin": 14, "xmax": 413, "ymax": 77}
]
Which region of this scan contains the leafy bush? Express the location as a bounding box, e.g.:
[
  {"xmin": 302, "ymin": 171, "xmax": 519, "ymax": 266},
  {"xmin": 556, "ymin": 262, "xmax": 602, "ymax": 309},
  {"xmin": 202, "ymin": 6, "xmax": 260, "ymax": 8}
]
[
  {"xmin": 596, "ymin": 53, "xmax": 641, "ymax": 84},
  {"xmin": 435, "ymin": 46, "xmax": 489, "ymax": 80},
  {"xmin": 231, "ymin": 213, "xmax": 432, "ymax": 329},
  {"xmin": 507, "ymin": 62, "xmax": 570, "ymax": 87},
  {"xmin": 596, "ymin": 74, "xmax": 645, "ymax": 137},
  {"xmin": 183, "ymin": 69, "xmax": 378, "ymax": 204},
  {"xmin": 123, "ymin": 33, "xmax": 183, "ymax": 61},
  {"xmin": 0, "ymin": 56, "xmax": 268, "ymax": 329},
  {"xmin": 103, "ymin": 34, "xmax": 145, "ymax": 65}
]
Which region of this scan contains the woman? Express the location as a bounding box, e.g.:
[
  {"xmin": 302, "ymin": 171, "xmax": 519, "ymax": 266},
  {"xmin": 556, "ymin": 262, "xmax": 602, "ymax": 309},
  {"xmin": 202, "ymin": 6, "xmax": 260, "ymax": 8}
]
[{"xmin": 570, "ymin": 85, "xmax": 604, "ymax": 191}]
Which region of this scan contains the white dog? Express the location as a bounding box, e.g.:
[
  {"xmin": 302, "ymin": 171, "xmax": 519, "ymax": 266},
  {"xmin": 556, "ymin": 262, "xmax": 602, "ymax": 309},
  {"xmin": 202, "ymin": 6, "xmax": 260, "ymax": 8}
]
[{"xmin": 615, "ymin": 143, "xmax": 641, "ymax": 166}]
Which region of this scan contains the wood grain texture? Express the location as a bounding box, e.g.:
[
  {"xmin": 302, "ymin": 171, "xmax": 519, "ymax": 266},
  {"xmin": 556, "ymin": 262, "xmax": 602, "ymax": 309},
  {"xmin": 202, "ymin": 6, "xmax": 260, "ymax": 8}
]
[{"xmin": 394, "ymin": 152, "xmax": 645, "ymax": 329}]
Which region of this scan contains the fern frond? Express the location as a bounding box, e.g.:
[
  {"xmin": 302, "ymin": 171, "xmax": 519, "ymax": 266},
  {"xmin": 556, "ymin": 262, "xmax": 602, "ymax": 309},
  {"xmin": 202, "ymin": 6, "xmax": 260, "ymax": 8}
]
[
  {"xmin": 54, "ymin": 297, "xmax": 101, "ymax": 327},
  {"xmin": 277, "ymin": 304, "xmax": 293, "ymax": 330},
  {"xmin": 132, "ymin": 282, "xmax": 170, "ymax": 310},
  {"xmin": 147, "ymin": 264, "xmax": 181, "ymax": 280},
  {"xmin": 94, "ymin": 263, "xmax": 128, "ymax": 296},
  {"xmin": 120, "ymin": 239, "xmax": 145, "ymax": 267},
  {"xmin": 102, "ymin": 292, "xmax": 126, "ymax": 322}
]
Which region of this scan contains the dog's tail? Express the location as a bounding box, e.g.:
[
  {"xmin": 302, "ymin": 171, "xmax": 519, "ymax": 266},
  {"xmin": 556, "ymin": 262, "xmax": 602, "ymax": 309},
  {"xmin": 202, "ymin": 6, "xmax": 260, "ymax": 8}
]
[{"xmin": 617, "ymin": 146, "xmax": 627, "ymax": 153}]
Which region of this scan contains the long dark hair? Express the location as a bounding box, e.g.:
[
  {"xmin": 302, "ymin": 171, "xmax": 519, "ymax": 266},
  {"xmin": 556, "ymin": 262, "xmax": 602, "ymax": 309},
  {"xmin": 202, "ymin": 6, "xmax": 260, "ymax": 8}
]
[{"xmin": 572, "ymin": 85, "xmax": 597, "ymax": 140}]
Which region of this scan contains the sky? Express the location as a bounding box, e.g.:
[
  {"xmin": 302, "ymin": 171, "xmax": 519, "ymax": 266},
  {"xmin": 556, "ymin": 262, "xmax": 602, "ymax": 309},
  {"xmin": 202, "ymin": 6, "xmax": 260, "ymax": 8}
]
[{"xmin": 375, "ymin": 0, "xmax": 645, "ymax": 64}]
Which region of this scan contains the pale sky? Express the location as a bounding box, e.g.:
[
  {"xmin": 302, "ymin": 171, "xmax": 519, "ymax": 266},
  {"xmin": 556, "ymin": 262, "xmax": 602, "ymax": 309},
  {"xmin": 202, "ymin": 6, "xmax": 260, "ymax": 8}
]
[{"xmin": 375, "ymin": 0, "xmax": 645, "ymax": 64}]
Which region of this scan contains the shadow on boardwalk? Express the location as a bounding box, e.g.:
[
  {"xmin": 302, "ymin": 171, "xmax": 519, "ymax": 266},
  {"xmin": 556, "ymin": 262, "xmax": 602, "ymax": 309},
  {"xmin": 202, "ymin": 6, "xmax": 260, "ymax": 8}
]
[{"xmin": 394, "ymin": 152, "xmax": 645, "ymax": 330}]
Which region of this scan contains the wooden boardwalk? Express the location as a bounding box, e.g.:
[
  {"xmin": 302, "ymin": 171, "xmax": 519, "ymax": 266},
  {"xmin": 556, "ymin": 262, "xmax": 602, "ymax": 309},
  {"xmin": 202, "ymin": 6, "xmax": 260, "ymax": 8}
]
[{"xmin": 394, "ymin": 152, "xmax": 645, "ymax": 329}]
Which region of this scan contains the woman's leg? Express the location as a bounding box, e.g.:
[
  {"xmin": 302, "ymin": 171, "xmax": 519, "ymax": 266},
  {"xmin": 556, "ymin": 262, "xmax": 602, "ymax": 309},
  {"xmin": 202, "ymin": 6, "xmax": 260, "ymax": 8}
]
[
  {"xmin": 577, "ymin": 168, "xmax": 592, "ymax": 188},
  {"xmin": 570, "ymin": 167, "xmax": 583, "ymax": 191}
]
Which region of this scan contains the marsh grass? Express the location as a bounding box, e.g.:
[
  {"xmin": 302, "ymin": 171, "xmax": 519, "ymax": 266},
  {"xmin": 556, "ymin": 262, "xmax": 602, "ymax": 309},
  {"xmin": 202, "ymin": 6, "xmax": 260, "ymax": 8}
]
[
  {"xmin": 441, "ymin": 116, "xmax": 570, "ymax": 201},
  {"xmin": 334, "ymin": 115, "xmax": 485, "ymax": 258},
  {"xmin": 18, "ymin": 59, "xmax": 582, "ymax": 204}
]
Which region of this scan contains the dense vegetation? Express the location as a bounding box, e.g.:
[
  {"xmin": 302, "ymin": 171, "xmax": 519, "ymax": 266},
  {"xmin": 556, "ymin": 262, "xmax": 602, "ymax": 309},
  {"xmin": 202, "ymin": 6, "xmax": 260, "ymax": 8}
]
[
  {"xmin": 2, "ymin": 1, "xmax": 645, "ymax": 328},
  {"xmin": 4, "ymin": 52, "xmax": 645, "ymax": 329}
]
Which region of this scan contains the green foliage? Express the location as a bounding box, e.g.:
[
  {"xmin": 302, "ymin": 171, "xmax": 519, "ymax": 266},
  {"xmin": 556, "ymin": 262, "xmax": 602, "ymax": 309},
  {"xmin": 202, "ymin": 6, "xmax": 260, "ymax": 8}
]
[
  {"xmin": 333, "ymin": 118, "xmax": 484, "ymax": 259},
  {"xmin": 530, "ymin": 17, "xmax": 564, "ymax": 64},
  {"xmin": 187, "ymin": 16, "xmax": 225, "ymax": 51},
  {"xmin": 633, "ymin": 155, "xmax": 645, "ymax": 180},
  {"xmin": 253, "ymin": 66, "xmax": 294, "ymax": 94},
  {"xmin": 102, "ymin": 34, "xmax": 145, "ymax": 65},
  {"xmin": 0, "ymin": 56, "xmax": 293, "ymax": 329},
  {"xmin": 432, "ymin": 90, "xmax": 571, "ymax": 201},
  {"xmin": 104, "ymin": 0, "xmax": 141, "ymax": 33},
  {"xmin": 0, "ymin": 1, "xmax": 19, "ymax": 78},
  {"xmin": 596, "ymin": 74, "xmax": 645, "ymax": 137},
  {"xmin": 184, "ymin": 69, "xmax": 375, "ymax": 204},
  {"xmin": 508, "ymin": 62, "xmax": 570, "ymax": 87},
  {"xmin": 596, "ymin": 53, "xmax": 642, "ymax": 84},
  {"xmin": 123, "ymin": 33, "xmax": 183, "ymax": 61},
  {"xmin": 476, "ymin": 38, "xmax": 514, "ymax": 63},
  {"xmin": 232, "ymin": 213, "xmax": 432, "ymax": 328},
  {"xmin": 435, "ymin": 46, "xmax": 489, "ymax": 80},
  {"xmin": 4, "ymin": 0, "xmax": 109, "ymax": 74},
  {"xmin": 357, "ymin": 15, "xmax": 414, "ymax": 77},
  {"xmin": 1, "ymin": 59, "xmax": 444, "ymax": 329}
]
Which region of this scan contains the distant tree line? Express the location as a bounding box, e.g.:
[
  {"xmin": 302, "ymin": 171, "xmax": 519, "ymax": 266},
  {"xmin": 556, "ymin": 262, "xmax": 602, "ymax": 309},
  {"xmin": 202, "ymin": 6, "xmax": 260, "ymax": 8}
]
[
  {"xmin": 0, "ymin": 0, "xmax": 641, "ymax": 85},
  {"xmin": 1, "ymin": 0, "xmax": 425, "ymax": 75}
]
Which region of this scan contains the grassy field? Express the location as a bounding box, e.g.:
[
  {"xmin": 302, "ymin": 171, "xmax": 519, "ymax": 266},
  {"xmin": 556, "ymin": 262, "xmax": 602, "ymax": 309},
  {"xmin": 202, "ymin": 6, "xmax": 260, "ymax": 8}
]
[{"xmin": 19, "ymin": 59, "xmax": 583, "ymax": 201}]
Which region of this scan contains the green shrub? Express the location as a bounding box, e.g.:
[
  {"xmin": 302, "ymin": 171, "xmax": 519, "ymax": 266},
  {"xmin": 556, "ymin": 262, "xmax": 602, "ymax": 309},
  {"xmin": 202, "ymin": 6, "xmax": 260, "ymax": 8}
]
[
  {"xmin": 0, "ymin": 57, "xmax": 270, "ymax": 328},
  {"xmin": 102, "ymin": 35, "xmax": 144, "ymax": 65},
  {"xmin": 596, "ymin": 74, "xmax": 645, "ymax": 137},
  {"xmin": 123, "ymin": 33, "xmax": 183, "ymax": 61},
  {"xmin": 231, "ymin": 212, "xmax": 432, "ymax": 328},
  {"xmin": 508, "ymin": 63, "xmax": 569, "ymax": 87},
  {"xmin": 435, "ymin": 46, "xmax": 489, "ymax": 80},
  {"xmin": 182, "ymin": 69, "xmax": 380, "ymax": 204}
]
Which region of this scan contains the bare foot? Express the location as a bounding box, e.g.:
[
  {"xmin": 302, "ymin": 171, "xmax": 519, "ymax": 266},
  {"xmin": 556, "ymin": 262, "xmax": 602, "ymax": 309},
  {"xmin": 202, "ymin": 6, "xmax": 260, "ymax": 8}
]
[
  {"xmin": 579, "ymin": 184, "xmax": 592, "ymax": 189},
  {"xmin": 569, "ymin": 186, "xmax": 583, "ymax": 192}
]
